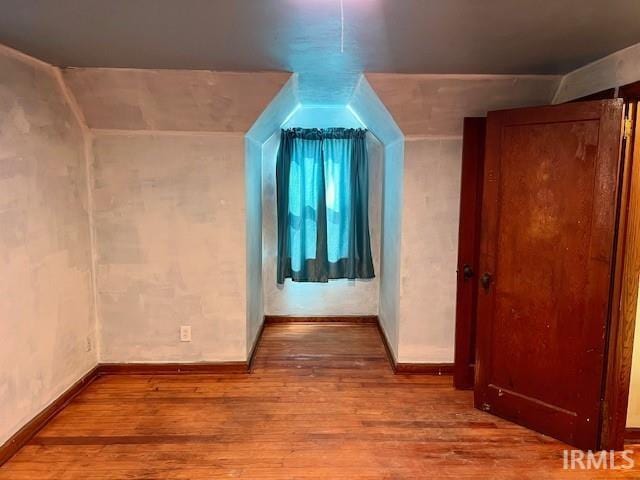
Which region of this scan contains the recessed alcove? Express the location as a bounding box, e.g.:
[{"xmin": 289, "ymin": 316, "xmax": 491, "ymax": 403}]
[{"xmin": 245, "ymin": 74, "xmax": 404, "ymax": 357}]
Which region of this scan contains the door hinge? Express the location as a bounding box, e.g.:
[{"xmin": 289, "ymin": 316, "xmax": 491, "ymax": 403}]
[{"xmin": 624, "ymin": 117, "xmax": 633, "ymax": 139}]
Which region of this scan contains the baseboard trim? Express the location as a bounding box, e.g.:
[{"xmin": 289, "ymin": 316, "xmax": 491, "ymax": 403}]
[
  {"xmin": 626, "ymin": 428, "xmax": 640, "ymax": 443},
  {"xmin": 0, "ymin": 359, "xmax": 252, "ymax": 466},
  {"xmin": 1, "ymin": 318, "xmax": 452, "ymax": 466},
  {"xmin": 264, "ymin": 315, "xmax": 378, "ymax": 324},
  {"xmin": 0, "ymin": 366, "xmax": 99, "ymax": 466},
  {"xmin": 376, "ymin": 319, "xmax": 398, "ymax": 373},
  {"xmin": 395, "ymin": 363, "xmax": 454, "ymax": 375},
  {"xmin": 375, "ymin": 319, "xmax": 453, "ymax": 375},
  {"xmin": 248, "ymin": 319, "xmax": 267, "ymax": 372},
  {"xmin": 96, "ymin": 362, "xmax": 248, "ymax": 375}
]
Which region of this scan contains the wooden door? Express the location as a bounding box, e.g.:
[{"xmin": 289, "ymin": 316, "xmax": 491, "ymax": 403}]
[
  {"xmin": 475, "ymin": 100, "xmax": 625, "ymax": 450},
  {"xmin": 454, "ymin": 117, "xmax": 485, "ymax": 389}
]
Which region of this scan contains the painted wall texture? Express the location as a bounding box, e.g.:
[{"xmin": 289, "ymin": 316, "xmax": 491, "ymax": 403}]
[
  {"xmin": 62, "ymin": 67, "xmax": 292, "ymax": 362},
  {"xmin": 262, "ymin": 106, "xmax": 382, "ymax": 316},
  {"xmin": 62, "ymin": 68, "xmax": 291, "ymax": 132},
  {"xmin": 92, "ymin": 133, "xmax": 247, "ymax": 361},
  {"xmin": 554, "ymin": 42, "xmax": 640, "ymax": 103},
  {"xmin": 0, "ymin": 47, "xmax": 96, "ymax": 444},
  {"xmin": 366, "ymin": 74, "xmax": 561, "ymax": 137},
  {"xmin": 245, "ymin": 76, "xmax": 298, "ymax": 352},
  {"xmin": 366, "ymin": 73, "xmax": 561, "ymax": 363},
  {"xmin": 245, "ymin": 137, "xmax": 264, "ymax": 354},
  {"xmin": 378, "ymin": 140, "xmax": 404, "ymax": 355},
  {"xmin": 399, "ymin": 138, "xmax": 462, "ymax": 362},
  {"xmin": 349, "ymin": 77, "xmax": 404, "ymax": 358},
  {"xmin": 5, "ymin": 38, "xmax": 640, "ymax": 442}
]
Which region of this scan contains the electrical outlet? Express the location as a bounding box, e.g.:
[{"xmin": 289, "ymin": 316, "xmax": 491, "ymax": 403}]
[{"xmin": 180, "ymin": 325, "xmax": 192, "ymax": 342}]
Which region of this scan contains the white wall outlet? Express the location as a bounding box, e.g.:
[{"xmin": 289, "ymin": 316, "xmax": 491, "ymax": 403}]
[{"xmin": 180, "ymin": 325, "xmax": 192, "ymax": 342}]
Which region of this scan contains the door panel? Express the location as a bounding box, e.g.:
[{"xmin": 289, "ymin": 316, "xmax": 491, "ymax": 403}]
[
  {"xmin": 455, "ymin": 117, "xmax": 485, "ymax": 389},
  {"xmin": 475, "ymin": 100, "xmax": 624, "ymax": 450}
]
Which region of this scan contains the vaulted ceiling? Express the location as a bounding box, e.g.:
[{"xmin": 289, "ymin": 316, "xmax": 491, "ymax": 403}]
[{"xmin": 2, "ymin": 0, "xmax": 640, "ymax": 103}]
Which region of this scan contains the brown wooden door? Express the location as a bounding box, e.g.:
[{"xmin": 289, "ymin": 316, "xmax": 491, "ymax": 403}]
[
  {"xmin": 474, "ymin": 99, "xmax": 625, "ymax": 450},
  {"xmin": 454, "ymin": 117, "xmax": 485, "ymax": 389}
]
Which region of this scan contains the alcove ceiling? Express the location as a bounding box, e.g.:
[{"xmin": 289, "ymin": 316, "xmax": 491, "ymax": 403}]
[
  {"xmin": 246, "ymin": 75, "xmax": 402, "ymax": 149},
  {"xmin": 2, "ymin": 0, "xmax": 640, "ymax": 104}
]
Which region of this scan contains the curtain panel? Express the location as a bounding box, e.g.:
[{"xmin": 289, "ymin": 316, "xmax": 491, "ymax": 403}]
[{"xmin": 276, "ymin": 128, "xmax": 375, "ymax": 283}]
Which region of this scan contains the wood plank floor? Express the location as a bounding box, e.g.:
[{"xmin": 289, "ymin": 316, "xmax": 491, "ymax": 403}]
[{"xmin": 1, "ymin": 322, "xmax": 639, "ymax": 479}]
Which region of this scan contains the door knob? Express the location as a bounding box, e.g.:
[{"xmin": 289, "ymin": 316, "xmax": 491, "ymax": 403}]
[
  {"xmin": 480, "ymin": 272, "xmax": 493, "ymax": 291},
  {"xmin": 462, "ymin": 264, "xmax": 474, "ymax": 280}
]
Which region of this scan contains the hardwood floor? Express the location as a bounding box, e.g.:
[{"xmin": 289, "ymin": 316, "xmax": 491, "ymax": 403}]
[{"xmin": 1, "ymin": 322, "xmax": 639, "ymax": 479}]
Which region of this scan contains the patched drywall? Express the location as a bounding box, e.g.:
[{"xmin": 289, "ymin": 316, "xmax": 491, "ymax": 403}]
[
  {"xmin": 366, "ymin": 73, "xmax": 560, "ymax": 363},
  {"xmin": 378, "ymin": 140, "xmax": 404, "ymax": 355},
  {"xmin": 62, "ymin": 67, "xmax": 292, "ymax": 362},
  {"xmin": 554, "ymin": 42, "xmax": 640, "ymax": 103},
  {"xmin": 63, "ymin": 68, "xmax": 291, "ymax": 132},
  {"xmin": 261, "ymin": 106, "xmax": 383, "ymax": 316},
  {"xmin": 399, "ymin": 138, "xmax": 462, "ymax": 362},
  {"xmin": 92, "ymin": 133, "xmax": 247, "ymax": 362},
  {"xmin": 366, "ymin": 74, "xmax": 561, "ymax": 137},
  {"xmin": 245, "ymin": 76, "xmax": 298, "ymax": 353},
  {"xmin": 349, "ymin": 76, "xmax": 404, "ymax": 357},
  {"xmin": 1, "ymin": 47, "xmax": 618, "ymax": 441},
  {"xmin": 245, "ymin": 136, "xmax": 264, "ymax": 354},
  {"xmin": 0, "ymin": 47, "xmax": 96, "ymax": 444}
]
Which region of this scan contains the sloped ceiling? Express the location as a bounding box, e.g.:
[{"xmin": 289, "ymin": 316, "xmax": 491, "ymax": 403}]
[
  {"xmin": 366, "ymin": 74, "xmax": 561, "ymax": 137},
  {"xmin": 63, "ymin": 68, "xmax": 291, "ymax": 132},
  {"xmin": 2, "ymin": 0, "xmax": 640, "ymax": 104}
]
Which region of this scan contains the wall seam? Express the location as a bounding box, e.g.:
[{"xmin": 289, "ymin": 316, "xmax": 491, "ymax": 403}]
[
  {"xmin": 91, "ymin": 128, "xmax": 246, "ymax": 137},
  {"xmin": 53, "ymin": 67, "xmax": 102, "ymax": 362},
  {"xmin": 65, "ymin": 65, "xmax": 291, "ymax": 75},
  {"xmin": 404, "ymin": 134, "xmax": 463, "ymax": 141},
  {"xmin": 0, "ymin": 43, "xmax": 52, "ymax": 70},
  {"xmin": 368, "ymin": 73, "xmax": 563, "ymax": 80},
  {"xmin": 551, "ymin": 74, "xmax": 568, "ymax": 104},
  {"xmin": 549, "ymin": 43, "xmax": 640, "ymax": 104}
]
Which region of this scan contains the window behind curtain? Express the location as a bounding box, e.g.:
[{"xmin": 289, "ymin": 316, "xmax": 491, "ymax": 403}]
[{"xmin": 276, "ymin": 128, "xmax": 374, "ymax": 283}]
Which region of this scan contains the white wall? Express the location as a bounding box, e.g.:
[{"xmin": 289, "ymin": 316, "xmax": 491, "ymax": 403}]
[
  {"xmin": 62, "ymin": 68, "xmax": 290, "ymax": 132},
  {"xmin": 554, "ymin": 42, "xmax": 640, "ymax": 104},
  {"xmin": 378, "ymin": 140, "xmax": 404, "ymax": 356},
  {"xmin": 366, "ymin": 73, "xmax": 561, "ymax": 363},
  {"xmin": 399, "ymin": 138, "xmax": 462, "ymax": 362},
  {"xmin": 0, "ymin": 47, "xmax": 96, "ymax": 444},
  {"xmin": 367, "ymin": 74, "xmax": 561, "ymax": 137},
  {"xmin": 5, "ymin": 41, "xmax": 637, "ymax": 448},
  {"xmin": 92, "ymin": 132, "xmax": 248, "ymax": 362},
  {"xmin": 64, "ymin": 67, "xmax": 290, "ymax": 362},
  {"xmin": 245, "ymin": 75, "xmax": 298, "ymax": 350},
  {"xmin": 262, "ymin": 106, "xmax": 382, "ymax": 316},
  {"xmin": 245, "ymin": 137, "xmax": 264, "ymax": 354},
  {"xmin": 349, "ymin": 76, "xmax": 405, "ymax": 358},
  {"xmin": 281, "ymin": 106, "xmax": 364, "ymax": 130}
]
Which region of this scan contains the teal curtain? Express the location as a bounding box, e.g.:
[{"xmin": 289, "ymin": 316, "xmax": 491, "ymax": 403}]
[{"xmin": 276, "ymin": 128, "xmax": 374, "ymax": 283}]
